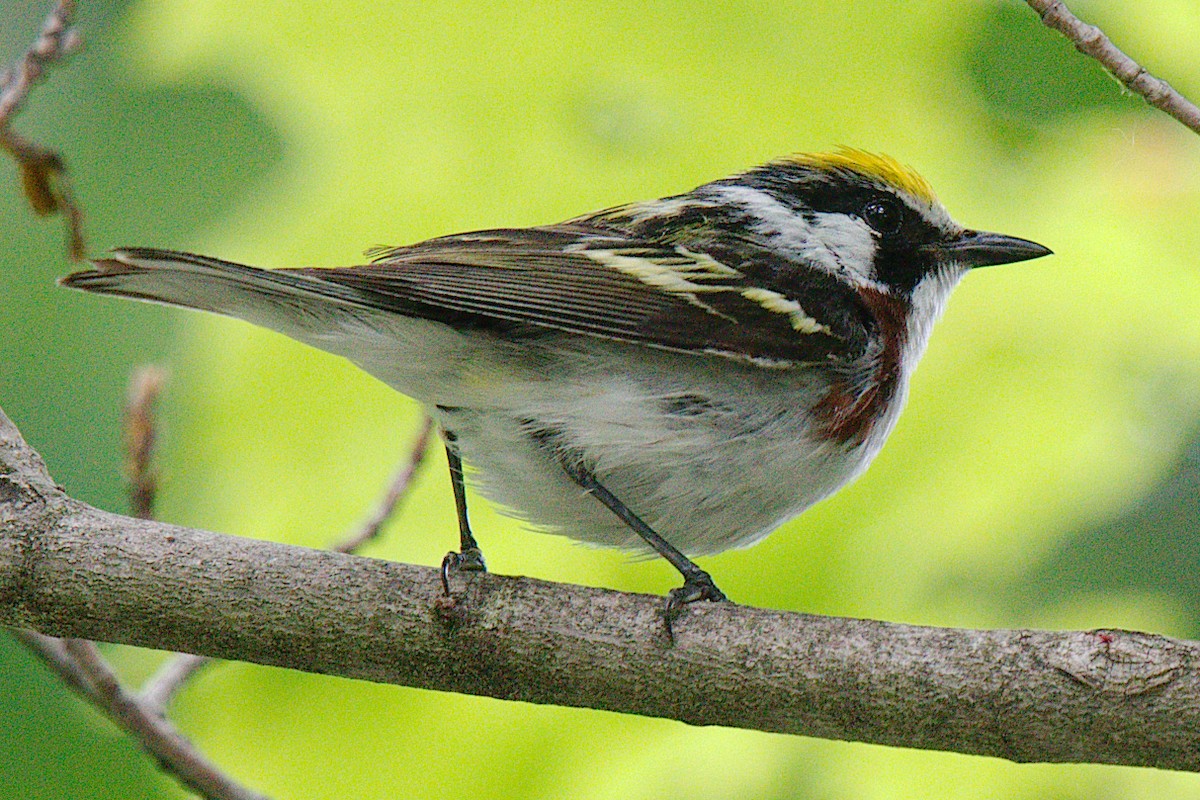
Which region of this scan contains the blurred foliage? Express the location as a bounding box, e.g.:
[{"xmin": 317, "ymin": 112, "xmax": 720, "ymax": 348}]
[
  {"xmin": 2, "ymin": 0, "xmax": 1200, "ymax": 798},
  {"xmin": 964, "ymin": 1, "xmax": 1134, "ymax": 132},
  {"xmin": 1018, "ymin": 428, "xmax": 1200, "ymax": 613},
  {"xmin": 1, "ymin": 0, "xmax": 283, "ymax": 515}
]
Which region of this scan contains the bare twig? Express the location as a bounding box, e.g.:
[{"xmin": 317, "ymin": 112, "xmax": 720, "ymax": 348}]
[
  {"xmin": 53, "ymin": 639, "xmax": 271, "ymax": 800},
  {"xmin": 10, "ymin": 628, "xmax": 100, "ymax": 697},
  {"xmin": 123, "ymin": 367, "xmax": 166, "ymax": 520},
  {"xmin": 139, "ymin": 652, "xmax": 212, "ymax": 715},
  {"xmin": 0, "ymin": 0, "xmax": 85, "ymax": 259},
  {"xmin": 1024, "ymin": 0, "xmax": 1200, "ymax": 135},
  {"xmin": 8, "ymin": 627, "xmax": 268, "ymax": 799},
  {"xmin": 334, "ymin": 415, "xmax": 435, "ymax": 554},
  {"xmin": 0, "ymin": 2, "xmax": 79, "ymax": 121},
  {"xmin": 139, "ymin": 416, "xmax": 436, "ymax": 711}
]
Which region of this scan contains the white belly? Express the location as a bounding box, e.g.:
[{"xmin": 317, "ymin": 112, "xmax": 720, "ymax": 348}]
[
  {"xmin": 300, "ymin": 310, "xmax": 906, "ymax": 556},
  {"xmin": 419, "ymin": 343, "xmax": 903, "ymax": 555}
]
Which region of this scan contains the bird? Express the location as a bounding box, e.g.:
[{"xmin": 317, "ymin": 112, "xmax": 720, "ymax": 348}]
[{"xmin": 61, "ymin": 148, "xmax": 1051, "ymax": 620}]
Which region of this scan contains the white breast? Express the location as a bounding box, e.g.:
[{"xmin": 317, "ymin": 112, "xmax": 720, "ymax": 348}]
[{"xmin": 422, "ymin": 340, "xmax": 889, "ymax": 556}]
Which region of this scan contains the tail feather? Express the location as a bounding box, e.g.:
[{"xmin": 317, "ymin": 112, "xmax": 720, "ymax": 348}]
[{"xmin": 60, "ymin": 248, "xmax": 370, "ymax": 328}]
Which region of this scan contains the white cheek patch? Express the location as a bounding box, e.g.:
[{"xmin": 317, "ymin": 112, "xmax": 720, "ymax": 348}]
[
  {"xmin": 807, "ymin": 211, "xmax": 878, "ymax": 284},
  {"xmin": 707, "ymin": 184, "xmax": 881, "ymax": 287}
]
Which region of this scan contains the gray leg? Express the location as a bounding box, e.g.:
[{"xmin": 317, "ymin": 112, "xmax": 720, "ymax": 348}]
[
  {"xmin": 557, "ymin": 456, "xmax": 727, "ymax": 624},
  {"xmin": 440, "ymin": 431, "xmax": 486, "ymax": 594}
]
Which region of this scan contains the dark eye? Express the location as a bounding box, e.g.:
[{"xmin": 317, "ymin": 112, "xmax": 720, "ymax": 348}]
[{"xmin": 861, "ymin": 197, "xmax": 904, "ymax": 235}]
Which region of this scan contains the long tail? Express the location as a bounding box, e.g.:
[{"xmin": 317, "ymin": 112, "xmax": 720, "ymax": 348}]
[{"xmin": 60, "ymin": 248, "xmax": 370, "ymax": 331}]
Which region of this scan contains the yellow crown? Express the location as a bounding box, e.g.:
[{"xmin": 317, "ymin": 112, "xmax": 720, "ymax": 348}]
[{"xmin": 780, "ymin": 147, "xmax": 937, "ymax": 204}]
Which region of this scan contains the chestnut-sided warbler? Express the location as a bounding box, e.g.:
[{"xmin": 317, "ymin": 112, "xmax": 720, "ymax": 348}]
[{"xmin": 62, "ymin": 149, "xmax": 1050, "ymax": 618}]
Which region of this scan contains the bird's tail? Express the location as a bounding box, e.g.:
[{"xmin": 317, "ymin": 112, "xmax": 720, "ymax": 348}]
[{"xmin": 60, "ymin": 248, "xmax": 369, "ymax": 333}]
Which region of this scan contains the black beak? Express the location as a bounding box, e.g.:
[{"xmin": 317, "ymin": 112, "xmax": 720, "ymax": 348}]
[{"xmin": 937, "ymin": 230, "xmax": 1052, "ymax": 268}]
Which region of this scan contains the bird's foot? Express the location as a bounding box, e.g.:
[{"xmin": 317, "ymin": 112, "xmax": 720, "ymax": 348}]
[
  {"xmin": 440, "ymin": 547, "xmax": 487, "ymax": 595},
  {"xmin": 663, "ymin": 569, "xmax": 728, "ymax": 640}
]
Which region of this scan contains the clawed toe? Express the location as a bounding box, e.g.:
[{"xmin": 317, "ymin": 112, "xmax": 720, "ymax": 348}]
[
  {"xmin": 440, "ymin": 547, "xmax": 487, "ymax": 595},
  {"xmin": 663, "ymin": 571, "xmax": 728, "ymax": 637}
]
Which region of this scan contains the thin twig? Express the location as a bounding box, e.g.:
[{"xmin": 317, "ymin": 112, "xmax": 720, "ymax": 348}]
[
  {"xmin": 138, "ymin": 416, "xmax": 436, "ymax": 710},
  {"xmin": 10, "ymin": 628, "xmax": 100, "ymax": 697},
  {"xmin": 0, "ymin": 0, "xmax": 86, "ymax": 259},
  {"xmin": 11, "ymin": 629, "xmax": 270, "ymax": 800},
  {"xmin": 52, "ymin": 639, "xmax": 271, "ymax": 800},
  {"xmin": 1024, "ymin": 0, "xmax": 1200, "ymax": 135},
  {"xmin": 139, "ymin": 653, "xmax": 212, "ymax": 715},
  {"xmin": 334, "ymin": 415, "xmax": 436, "ymax": 554},
  {"xmin": 123, "ymin": 366, "xmax": 166, "ymax": 520},
  {"xmin": 0, "ymin": 1, "xmax": 79, "ymax": 122}
]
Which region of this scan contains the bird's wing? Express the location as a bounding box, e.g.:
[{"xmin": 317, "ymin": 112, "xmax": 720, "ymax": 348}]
[{"xmin": 283, "ymin": 224, "xmax": 872, "ymax": 367}]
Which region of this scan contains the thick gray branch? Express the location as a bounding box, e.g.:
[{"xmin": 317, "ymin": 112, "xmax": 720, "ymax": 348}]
[{"xmin": 2, "ymin": 405, "xmax": 1198, "ymax": 771}]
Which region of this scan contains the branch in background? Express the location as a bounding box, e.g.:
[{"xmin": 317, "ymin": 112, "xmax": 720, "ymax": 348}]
[
  {"xmin": 122, "ymin": 366, "xmax": 166, "ymax": 520},
  {"xmin": 11, "ymin": 628, "xmax": 100, "ymax": 697},
  {"xmin": 61, "ymin": 637, "xmax": 272, "ymax": 800},
  {"xmin": 138, "ymin": 651, "xmax": 212, "ymax": 716},
  {"xmin": 3, "ymin": 406, "xmax": 1200, "ymax": 772},
  {"xmin": 0, "ymin": 0, "xmax": 85, "ymax": 260},
  {"xmin": 10, "ymin": 629, "xmax": 268, "ymax": 800},
  {"xmin": 1024, "ymin": 0, "xmax": 1200, "ymax": 136},
  {"xmin": 334, "ymin": 415, "xmax": 435, "ymax": 554}
]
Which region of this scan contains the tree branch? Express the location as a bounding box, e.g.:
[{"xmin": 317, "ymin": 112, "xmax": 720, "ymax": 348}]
[
  {"xmin": 2, "ymin": 406, "xmax": 1198, "ymax": 771},
  {"xmin": 1023, "ymin": 0, "xmax": 1200, "ymax": 135},
  {"xmin": 138, "ymin": 413, "xmax": 436, "ymax": 713}
]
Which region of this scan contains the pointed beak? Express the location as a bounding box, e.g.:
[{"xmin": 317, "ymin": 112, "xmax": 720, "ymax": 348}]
[{"xmin": 936, "ymin": 230, "xmax": 1052, "ymax": 268}]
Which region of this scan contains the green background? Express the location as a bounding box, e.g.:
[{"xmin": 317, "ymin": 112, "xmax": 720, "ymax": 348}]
[{"xmin": 4, "ymin": 0, "xmax": 1200, "ymax": 797}]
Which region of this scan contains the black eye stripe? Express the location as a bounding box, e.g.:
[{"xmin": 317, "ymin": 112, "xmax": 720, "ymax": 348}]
[
  {"xmin": 739, "ymin": 168, "xmax": 914, "ymax": 229},
  {"xmin": 730, "ymin": 163, "xmax": 950, "ymax": 295}
]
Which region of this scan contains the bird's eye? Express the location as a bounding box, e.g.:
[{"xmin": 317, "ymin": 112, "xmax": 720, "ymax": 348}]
[{"xmin": 861, "ymin": 197, "xmax": 904, "ymax": 236}]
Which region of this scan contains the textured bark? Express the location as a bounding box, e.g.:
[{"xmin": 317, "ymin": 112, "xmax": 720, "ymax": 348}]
[{"xmin": 2, "ymin": 406, "xmax": 1198, "ymax": 771}]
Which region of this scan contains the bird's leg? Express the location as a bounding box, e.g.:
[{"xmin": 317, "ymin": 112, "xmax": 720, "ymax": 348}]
[
  {"xmin": 440, "ymin": 430, "xmax": 486, "ymax": 594},
  {"xmin": 556, "ymin": 457, "xmax": 727, "ymax": 627}
]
